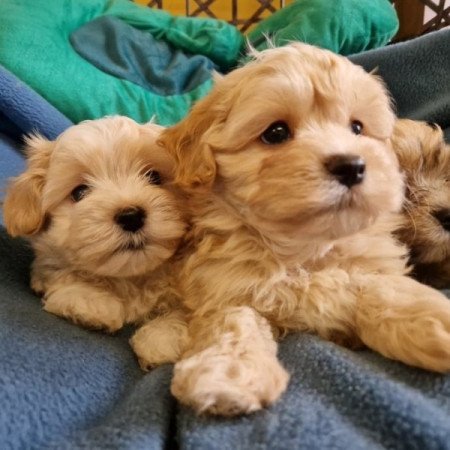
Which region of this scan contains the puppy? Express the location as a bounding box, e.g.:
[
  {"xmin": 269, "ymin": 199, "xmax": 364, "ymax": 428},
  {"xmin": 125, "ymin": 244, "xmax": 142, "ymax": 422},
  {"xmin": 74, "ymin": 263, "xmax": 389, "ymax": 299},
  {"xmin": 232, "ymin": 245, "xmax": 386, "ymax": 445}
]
[
  {"xmin": 392, "ymin": 119, "xmax": 449, "ymax": 289},
  {"xmin": 3, "ymin": 116, "xmax": 188, "ymax": 368},
  {"xmin": 158, "ymin": 43, "xmax": 450, "ymax": 416}
]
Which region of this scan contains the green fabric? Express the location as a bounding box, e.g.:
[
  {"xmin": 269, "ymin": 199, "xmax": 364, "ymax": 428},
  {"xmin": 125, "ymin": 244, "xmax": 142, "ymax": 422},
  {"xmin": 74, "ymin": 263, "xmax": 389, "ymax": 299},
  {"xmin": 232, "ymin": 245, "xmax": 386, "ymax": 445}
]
[
  {"xmin": 0, "ymin": 0, "xmax": 243, "ymax": 126},
  {"xmin": 71, "ymin": 17, "xmax": 216, "ymax": 96},
  {"xmin": 247, "ymin": 0, "xmax": 399, "ymax": 56}
]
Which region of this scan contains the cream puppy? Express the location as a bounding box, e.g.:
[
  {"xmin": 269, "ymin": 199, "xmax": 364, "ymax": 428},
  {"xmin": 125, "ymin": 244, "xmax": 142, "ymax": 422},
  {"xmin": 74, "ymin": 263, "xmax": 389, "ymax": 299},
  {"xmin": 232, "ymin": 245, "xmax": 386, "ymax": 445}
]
[
  {"xmin": 159, "ymin": 43, "xmax": 450, "ymax": 416},
  {"xmin": 4, "ymin": 116, "xmax": 187, "ymax": 368}
]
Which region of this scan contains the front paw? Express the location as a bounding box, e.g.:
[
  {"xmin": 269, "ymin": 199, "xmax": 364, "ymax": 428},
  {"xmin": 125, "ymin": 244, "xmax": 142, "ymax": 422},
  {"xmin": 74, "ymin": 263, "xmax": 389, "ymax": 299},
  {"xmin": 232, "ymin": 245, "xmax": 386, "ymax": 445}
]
[
  {"xmin": 31, "ymin": 275, "xmax": 46, "ymax": 297},
  {"xmin": 356, "ymin": 275, "xmax": 450, "ymax": 372},
  {"xmin": 171, "ymin": 348, "xmax": 289, "ymax": 416},
  {"xmin": 130, "ymin": 314, "xmax": 188, "ymax": 371},
  {"xmin": 43, "ymin": 285, "xmax": 124, "ymax": 333}
]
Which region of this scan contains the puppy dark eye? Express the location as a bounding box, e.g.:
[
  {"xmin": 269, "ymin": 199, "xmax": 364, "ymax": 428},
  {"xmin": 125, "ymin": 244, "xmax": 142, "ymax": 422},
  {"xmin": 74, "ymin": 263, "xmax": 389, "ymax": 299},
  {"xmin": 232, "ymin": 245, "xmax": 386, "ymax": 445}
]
[
  {"xmin": 145, "ymin": 169, "xmax": 162, "ymax": 185},
  {"xmin": 70, "ymin": 184, "xmax": 90, "ymax": 202},
  {"xmin": 261, "ymin": 121, "xmax": 291, "ymax": 145},
  {"xmin": 434, "ymin": 209, "xmax": 450, "ymax": 233},
  {"xmin": 351, "ymin": 120, "xmax": 363, "ymax": 135}
]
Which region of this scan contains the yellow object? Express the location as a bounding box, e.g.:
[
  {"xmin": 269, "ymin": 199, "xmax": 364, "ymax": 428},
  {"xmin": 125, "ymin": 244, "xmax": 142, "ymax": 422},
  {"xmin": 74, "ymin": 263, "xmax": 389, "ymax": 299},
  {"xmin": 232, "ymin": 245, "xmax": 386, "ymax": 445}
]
[{"xmin": 134, "ymin": 1, "xmax": 294, "ymax": 31}]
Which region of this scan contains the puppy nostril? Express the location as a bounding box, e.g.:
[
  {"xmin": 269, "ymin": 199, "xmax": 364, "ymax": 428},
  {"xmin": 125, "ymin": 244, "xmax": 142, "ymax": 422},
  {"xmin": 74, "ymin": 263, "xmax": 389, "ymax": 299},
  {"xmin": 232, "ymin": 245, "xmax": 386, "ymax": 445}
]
[
  {"xmin": 325, "ymin": 154, "xmax": 366, "ymax": 188},
  {"xmin": 434, "ymin": 209, "xmax": 450, "ymax": 232},
  {"xmin": 114, "ymin": 207, "xmax": 146, "ymax": 233}
]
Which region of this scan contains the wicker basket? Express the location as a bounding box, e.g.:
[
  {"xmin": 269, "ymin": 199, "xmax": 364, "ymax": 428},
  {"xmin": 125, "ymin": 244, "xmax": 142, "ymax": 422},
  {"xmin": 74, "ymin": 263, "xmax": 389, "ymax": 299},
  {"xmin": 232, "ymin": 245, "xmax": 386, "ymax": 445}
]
[{"xmin": 137, "ymin": 0, "xmax": 449, "ymax": 40}]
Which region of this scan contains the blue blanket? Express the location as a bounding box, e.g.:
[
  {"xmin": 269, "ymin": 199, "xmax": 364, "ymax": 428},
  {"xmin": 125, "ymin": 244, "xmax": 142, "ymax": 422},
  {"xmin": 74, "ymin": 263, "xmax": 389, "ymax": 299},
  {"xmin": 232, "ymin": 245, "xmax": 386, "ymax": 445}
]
[
  {"xmin": 1, "ymin": 29, "xmax": 450, "ymax": 449},
  {"xmin": 0, "ymin": 65, "xmax": 72, "ymax": 197}
]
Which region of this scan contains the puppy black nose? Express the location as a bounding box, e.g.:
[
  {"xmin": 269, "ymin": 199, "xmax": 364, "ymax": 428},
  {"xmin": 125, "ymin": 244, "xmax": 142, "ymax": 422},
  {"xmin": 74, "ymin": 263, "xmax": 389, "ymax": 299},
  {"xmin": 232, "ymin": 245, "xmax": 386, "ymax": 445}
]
[
  {"xmin": 115, "ymin": 207, "xmax": 146, "ymax": 233},
  {"xmin": 325, "ymin": 154, "xmax": 366, "ymax": 188},
  {"xmin": 434, "ymin": 209, "xmax": 450, "ymax": 232}
]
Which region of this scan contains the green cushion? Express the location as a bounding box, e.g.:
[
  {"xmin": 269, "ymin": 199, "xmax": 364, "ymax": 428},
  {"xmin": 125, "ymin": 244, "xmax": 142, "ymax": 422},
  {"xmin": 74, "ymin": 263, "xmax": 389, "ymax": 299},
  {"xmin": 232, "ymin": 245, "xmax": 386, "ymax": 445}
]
[
  {"xmin": 247, "ymin": 0, "xmax": 399, "ymax": 56},
  {"xmin": 0, "ymin": 0, "xmax": 244, "ymax": 126}
]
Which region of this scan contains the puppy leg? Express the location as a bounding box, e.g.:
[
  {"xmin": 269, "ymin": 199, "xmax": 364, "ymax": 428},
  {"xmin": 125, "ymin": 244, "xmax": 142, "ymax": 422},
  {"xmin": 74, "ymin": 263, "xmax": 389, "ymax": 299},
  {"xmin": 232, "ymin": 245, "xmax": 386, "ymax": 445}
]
[
  {"xmin": 284, "ymin": 268, "xmax": 363, "ymax": 348},
  {"xmin": 130, "ymin": 310, "xmax": 189, "ymax": 370},
  {"xmin": 354, "ymin": 275, "xmax": 450, "ymax": 372},
  {"xmin": 30, "ymin": 270, "xmax": 46, "ymax": 296},
  {"xmin": 43, "ymin": 283, "xmax": 125, "ymax": 333},
  {"xmin": 171, "ymin": 306, "xmax": 289, "ymax": 416},
  {"xmin": 283, "ymin": 269, "xmax": 450, "ymax": 372}
]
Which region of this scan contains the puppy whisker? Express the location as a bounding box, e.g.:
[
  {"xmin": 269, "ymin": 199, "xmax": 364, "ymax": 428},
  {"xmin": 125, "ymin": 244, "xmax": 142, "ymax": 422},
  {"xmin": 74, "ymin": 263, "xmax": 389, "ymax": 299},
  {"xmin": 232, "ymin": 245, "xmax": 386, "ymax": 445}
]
[{"xmin": 113, "ymin": 238, "xmax": 147, "ymax": 254}]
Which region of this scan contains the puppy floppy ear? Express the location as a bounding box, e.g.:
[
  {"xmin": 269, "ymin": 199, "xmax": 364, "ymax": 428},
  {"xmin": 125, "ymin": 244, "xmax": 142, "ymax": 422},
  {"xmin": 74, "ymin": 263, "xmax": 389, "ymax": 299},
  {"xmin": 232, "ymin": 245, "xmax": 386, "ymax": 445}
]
[
  {"xmin": 4, "ymin": 134, "xmax": 54, "ymax": 237},
  {"xmin": 159, "ymin": 95, "xmax": 221, "ymax": 190}
]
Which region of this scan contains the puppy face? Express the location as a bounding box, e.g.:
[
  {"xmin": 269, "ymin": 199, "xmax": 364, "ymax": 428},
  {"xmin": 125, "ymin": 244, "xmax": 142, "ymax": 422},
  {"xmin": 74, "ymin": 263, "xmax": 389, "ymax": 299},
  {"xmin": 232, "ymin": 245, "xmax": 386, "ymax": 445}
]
[
  {"xmin": 392, "ymin": 119, "xmax": 450, "ymax": 287},
  {"xmin": 162, "ymin": 43, "xmax": 402, "ymax": 244},
  {"xmin": 4, "ymin": 117, "xmax": 186, "ymax": 278}
]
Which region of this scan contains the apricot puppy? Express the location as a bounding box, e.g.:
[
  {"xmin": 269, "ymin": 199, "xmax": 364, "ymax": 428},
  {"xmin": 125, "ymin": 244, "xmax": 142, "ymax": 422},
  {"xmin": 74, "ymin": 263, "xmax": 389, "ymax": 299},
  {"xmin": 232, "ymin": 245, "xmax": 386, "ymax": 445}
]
[
  {"xmin": 4, "ymin": 116, "xmax": 187, "ymax": 368},
  {"xmin": 159, "ymin": 43, "xmax": 450, "ymax": 416},
  {"xmin": 392, "ymin": 119, "xmax": 450, "ymax": 288}
]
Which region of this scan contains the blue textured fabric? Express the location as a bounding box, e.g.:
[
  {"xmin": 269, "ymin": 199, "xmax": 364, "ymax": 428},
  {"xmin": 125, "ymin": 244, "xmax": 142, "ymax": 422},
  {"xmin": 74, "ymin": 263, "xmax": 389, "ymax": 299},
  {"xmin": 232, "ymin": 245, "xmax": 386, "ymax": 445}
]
[
  {"xmin": 0, "ymin": 133, "xmax": 24, "ymax": 195},
  {"xmin": 0, "ymin": 65, "xmax": 71, "ymax": 224},
  {"xmin": 0, "ymin": 29, "xmax": 449, "ymax": 450},
  {"xmin": 71, "ymin": 16, "xmax": 217, "ymax": 96},
  {"xmin": 0, "ymin": 65, "xmax": 72, "ymax": 141},
  {"xmin": 45, "ymin": 366, "xmax": 176, "ymax": 450},
  {"xmin": 0, "ymin": 230, "xmax": 169, "ymax": 449}
]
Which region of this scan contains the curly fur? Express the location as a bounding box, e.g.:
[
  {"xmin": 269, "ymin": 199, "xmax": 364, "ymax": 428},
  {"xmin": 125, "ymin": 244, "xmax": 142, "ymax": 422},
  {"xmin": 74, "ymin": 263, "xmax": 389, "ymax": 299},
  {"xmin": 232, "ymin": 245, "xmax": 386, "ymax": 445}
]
[
  {"xmin": 157, "ymin": 43, "xmax": 450, "ymax": 416},
  {"xmin": 3, "ymin": 116, "xmax": 188, "ymax": 368},
  {"xmin": 392, "ymin": 119, "xmax": 450, "ymax": 288}
]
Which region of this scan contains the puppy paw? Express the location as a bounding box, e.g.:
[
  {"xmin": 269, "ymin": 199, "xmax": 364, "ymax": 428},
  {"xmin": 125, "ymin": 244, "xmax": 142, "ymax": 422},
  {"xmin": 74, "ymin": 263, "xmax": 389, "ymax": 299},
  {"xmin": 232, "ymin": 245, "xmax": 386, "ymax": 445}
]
[
  {"xmin": 356, "ymin": 275, "xmax": 450, "ymax": 372},
  {"xmin": 171, "ymin": 349, "xmax": 289, "ymax": 416},
  {"xmin": 31, "ymin": 274, "xmax": 46, "ymax": 296},
  {"xmin": 130, "ymin": 312, "xmax": 188, "ymax": 370},
  {"xmin": 43, "ymin": 284, "xmax": 125, "ymax": 333}
]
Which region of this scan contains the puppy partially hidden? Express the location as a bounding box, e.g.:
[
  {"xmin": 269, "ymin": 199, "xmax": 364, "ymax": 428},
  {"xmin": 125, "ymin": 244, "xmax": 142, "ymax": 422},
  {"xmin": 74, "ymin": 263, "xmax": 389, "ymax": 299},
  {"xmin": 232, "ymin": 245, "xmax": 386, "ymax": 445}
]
[
  {"xmin": 392, "ymin": 119, "xmax": 450, "ymax": 289},
  {"xmin": 3, "ymin": 116, "xmax": 188, "ymax": 368},
  {"xmin": 159, "ymin": 43, "xmax": 450, "ymax": 416}
]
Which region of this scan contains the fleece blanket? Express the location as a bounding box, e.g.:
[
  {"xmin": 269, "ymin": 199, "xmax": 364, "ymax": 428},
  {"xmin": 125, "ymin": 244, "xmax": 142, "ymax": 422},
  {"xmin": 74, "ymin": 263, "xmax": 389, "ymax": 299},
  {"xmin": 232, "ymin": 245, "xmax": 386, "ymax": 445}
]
[
  {"xmin": 1, "ymin": 29, "xmax": 450, "ymax": 449},
  {"xmin": 0, "ymin": 65, "xmax": 72, "ymax": 196},
  {"xmin": 349, "ymin": 27, "xmax": 450, "ymax": 141}
]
